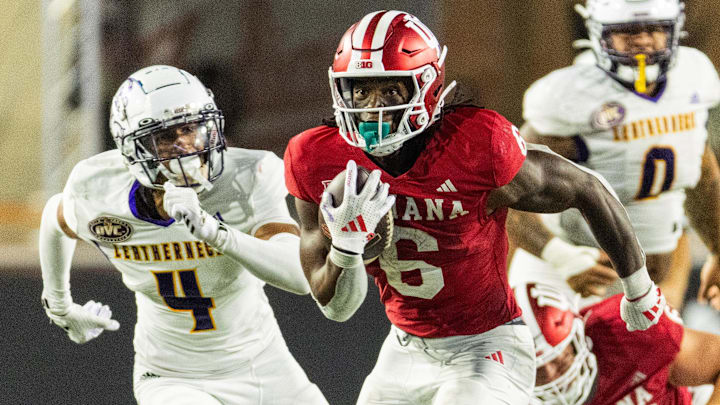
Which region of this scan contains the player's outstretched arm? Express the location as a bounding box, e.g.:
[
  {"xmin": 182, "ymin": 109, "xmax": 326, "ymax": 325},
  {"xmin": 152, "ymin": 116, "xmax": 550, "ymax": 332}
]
[
  {"xmin": 509, "ymin": 125, "xmax": 618, "ymax": 296},
  {"xmin": 488, "ymin": 146, "xmax": 664, "ymax": 331},
  {"xmin": 684, "ymin": 145, "xmax": 720, "ymax": 309},
  {"xmin": 295, "ymin": 197, "xmax": 368, "ymax": 322},
  {"xmin": 669, "ymin": 327, "xmax": 720, "ymax": 403},
  {"xmin": 163, "ymin": 183, "xmax": 311, "ymax": 295},
  {"xmin": 39, "ymin": 194, "xmax": 120, "ymax": 344}
]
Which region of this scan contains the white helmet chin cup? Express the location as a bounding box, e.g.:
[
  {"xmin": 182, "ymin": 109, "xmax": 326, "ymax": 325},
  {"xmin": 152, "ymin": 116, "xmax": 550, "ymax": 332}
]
[
  {"xmin": 160, "ymin": 156, "xmax": 214, "ymax": 192},
  {"xmin": 614, "ymin": 63, "xmax": 661, "ymax": 86},
  {"xmin": 109, "ymin": 65, "xmax": 226, "ymax": 189}
]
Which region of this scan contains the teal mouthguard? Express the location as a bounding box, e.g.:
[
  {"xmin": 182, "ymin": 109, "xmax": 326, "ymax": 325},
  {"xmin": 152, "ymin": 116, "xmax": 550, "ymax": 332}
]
[{"xmin": 358, "ymin": 122, "xmax": 391, "ymax": 152}]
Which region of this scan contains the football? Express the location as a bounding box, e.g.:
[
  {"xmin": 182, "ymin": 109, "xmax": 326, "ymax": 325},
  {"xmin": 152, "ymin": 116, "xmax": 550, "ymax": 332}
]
[{"xmin": 319, "ymin": 165, "xmax": 394, "ymax": 263}]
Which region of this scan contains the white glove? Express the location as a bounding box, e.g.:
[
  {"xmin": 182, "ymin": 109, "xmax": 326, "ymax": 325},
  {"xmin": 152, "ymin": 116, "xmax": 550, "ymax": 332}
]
[
  {"xmin": 44, "ymin": 300, "xmax": 120, "ymax": 344},
  {"xmin": 541, "ymin": 237, "xmax": 600, "ymax": 280},
  {"xmin": 163, "ymin": 182, "xmax": 220, "ymax": 243},
  {"xmin": 620, "ymin": 268, "xmax": 666, "ymax": 331},
  {"xmin": 320, "ymin": 160, "xmax": 395, "ymax": 255}
]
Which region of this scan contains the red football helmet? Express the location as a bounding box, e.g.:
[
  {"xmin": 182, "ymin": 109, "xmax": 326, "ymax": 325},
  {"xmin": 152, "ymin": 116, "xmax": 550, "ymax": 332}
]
[
  {"xmin": 514, "ymin": 283, "xmax": 598, "ymax": 405},
  {"xmin": 329, "ymin": 10, "xmax": 456, "ymax": 156}
]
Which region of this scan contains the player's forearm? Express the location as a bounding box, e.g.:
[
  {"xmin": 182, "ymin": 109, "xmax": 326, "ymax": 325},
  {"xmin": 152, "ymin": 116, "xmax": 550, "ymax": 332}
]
[
  {"xmin": 576, "ymin": 177, "xmax": 644, "ymax": 278},
  {"xmin": 39, "ymin": 194, "xmax": 77, "ymax": 313},
  {"xmin": 314, "ymin": 247, "xmax": 367, "ymax": 322},
  {"xmin": 506, "ymin": 209, "xmax": 554, "ymax": 257},
  {"xmin": 212, "ymin": 227, "xmax": 311, "ymax": 295},
  {"xmin": 685, "ymin": 146, "xmax": 720, "ymax": 255}
]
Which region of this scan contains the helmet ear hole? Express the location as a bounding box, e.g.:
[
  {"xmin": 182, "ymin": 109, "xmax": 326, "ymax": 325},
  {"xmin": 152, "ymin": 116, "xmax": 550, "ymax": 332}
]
[
  {"xmin": 138, "ymin": 118, "xmax": 155, "ymax": 127},
  {"xmin": 417, "ymin": 113, "xmax": 428, "ymax": 126},
  {"xmin": 421, "ymin": 68, "xmax": 435, "ymax": 84}
]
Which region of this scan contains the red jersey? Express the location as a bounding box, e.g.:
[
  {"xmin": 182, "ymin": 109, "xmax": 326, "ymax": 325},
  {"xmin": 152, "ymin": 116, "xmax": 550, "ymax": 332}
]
[
  {"xmin": 285, "ymin": 107, "xmax": 526, "ymax": 337},
  {"xmin": 581, "ymin": 295, "xmax": 690, "ymax": 405}
]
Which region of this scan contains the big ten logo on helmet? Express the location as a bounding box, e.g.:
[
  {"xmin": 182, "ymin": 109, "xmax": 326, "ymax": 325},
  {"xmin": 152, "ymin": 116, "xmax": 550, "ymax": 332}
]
[
  {"xmin": 89, "ymin": 216, "xmax": 133, "ymax": 243},
  {"xmin": 355, "ymin": 60, "xmax": 374, "ymax": 69}
]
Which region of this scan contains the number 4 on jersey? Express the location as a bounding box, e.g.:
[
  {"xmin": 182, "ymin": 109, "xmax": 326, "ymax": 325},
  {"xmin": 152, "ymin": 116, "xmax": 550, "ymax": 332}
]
[{"xmin": 152, "ymin": 269, "xmax": 215, "ymax": 332}]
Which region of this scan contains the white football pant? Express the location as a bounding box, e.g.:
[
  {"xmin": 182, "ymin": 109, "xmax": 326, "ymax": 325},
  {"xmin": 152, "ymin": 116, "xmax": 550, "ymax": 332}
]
[
  {"xmin": 133, "ymin": 332, "xmax": 328, "ymax": 405},
  {"xmin": 357, "ymin": 320, "xmax": 535, "ymax": 405}
]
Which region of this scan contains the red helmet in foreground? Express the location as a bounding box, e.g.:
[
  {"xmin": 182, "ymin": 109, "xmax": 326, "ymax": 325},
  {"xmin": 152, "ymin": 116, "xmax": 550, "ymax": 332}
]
[{"xmin": 329, "ymin": 10, "xmax": 456, "ymax": 156}]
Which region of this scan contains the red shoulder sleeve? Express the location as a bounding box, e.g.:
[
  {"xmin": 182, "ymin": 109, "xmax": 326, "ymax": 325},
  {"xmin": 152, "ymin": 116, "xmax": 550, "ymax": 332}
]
[
  {"xmin": 490, "ymin": 113, "xmax": 527, "ymax": 187},
  {"xmin": 283, "ymin": 136, "xmax": 313, "ymax": 202}
]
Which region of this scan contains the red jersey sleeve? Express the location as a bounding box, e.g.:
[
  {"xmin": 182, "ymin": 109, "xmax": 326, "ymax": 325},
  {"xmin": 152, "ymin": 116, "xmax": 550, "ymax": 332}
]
[
  {"xmin": 283, "ymin": 135, "xmax": 314, "ymax": 202},
  {"xmin": 490, "ymin": 113, "xmax": 527, "ymax": 187},
  {"xmin": 440, "ymin": 108, "xmax": 527, "ymax": 191}
]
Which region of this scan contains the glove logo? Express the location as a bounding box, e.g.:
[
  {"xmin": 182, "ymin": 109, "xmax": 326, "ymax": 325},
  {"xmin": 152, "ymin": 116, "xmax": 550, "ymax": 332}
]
[
  {"xmin": 88, "ymin": 216, "xmax": 134, "ymax": 243},
  {"xmin": 341, "ymin": 215, "xmax": 368, "ymax": 232}
]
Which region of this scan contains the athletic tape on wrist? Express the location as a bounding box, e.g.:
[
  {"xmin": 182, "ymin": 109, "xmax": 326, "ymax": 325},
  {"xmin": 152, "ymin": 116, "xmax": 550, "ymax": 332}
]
[
  {"xmin": 620, "ymin": 266, "xmax": 652, "ymax": 300},
  {"xmin": 329, "ymin": 246, "xmax": 363, "ymax": 268}
]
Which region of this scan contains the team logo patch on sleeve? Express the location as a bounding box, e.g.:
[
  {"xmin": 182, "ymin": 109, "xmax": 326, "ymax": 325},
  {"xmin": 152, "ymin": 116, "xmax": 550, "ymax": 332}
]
[
  {"xmin": 591, "ymin": 102, "xmax": 626, "ymax": 130},
  {"xmin": 88, "ymin": 217, "xmax": 134, "ymax": 242}
]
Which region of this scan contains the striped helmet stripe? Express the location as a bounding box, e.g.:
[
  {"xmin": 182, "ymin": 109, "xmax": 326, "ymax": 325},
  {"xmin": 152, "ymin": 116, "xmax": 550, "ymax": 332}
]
[
  {"xmin": 352, "ymin": 10, "xmax": 385, "ymax": 49},
  {"xmin": 370, "ymin": 10, "xmax": 405, "ymax": 49}
]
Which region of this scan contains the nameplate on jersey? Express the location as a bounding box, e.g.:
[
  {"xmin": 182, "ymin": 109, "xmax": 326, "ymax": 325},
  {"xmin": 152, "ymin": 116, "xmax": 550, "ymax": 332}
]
[
  {"xmin": 612, "ymin": 111, "xmax": 697, "ymax": 142},
  {"xmin": 88, "ymin": 216, "xmax": 133, "ymax": 243},
  {"xmin": 393, "ymin": 196, "xmax": 469, "ymax": 221}
]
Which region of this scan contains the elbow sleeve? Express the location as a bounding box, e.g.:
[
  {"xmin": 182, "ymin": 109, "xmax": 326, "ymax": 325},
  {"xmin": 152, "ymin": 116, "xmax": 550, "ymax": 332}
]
[
  {"xmin": 316, "ymin": 254, "xmax": 368, "ymax": 322},
  {"xmin": 39, "ymin": 194, "xmax": 76, "ymax": 312},
  {"xmin": 214, "ymin": 227, "xmax": 310, "ymax": 295}
]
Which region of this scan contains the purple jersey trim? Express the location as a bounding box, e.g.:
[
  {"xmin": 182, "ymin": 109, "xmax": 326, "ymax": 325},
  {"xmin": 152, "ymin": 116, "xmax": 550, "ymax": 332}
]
[
  {"xmin": 129, "ymin": 180, "xmax": 175, "ymax": 227},
  {"xmin": 632, "ymin": 80, "xmax": 667, "ymax": 103}
]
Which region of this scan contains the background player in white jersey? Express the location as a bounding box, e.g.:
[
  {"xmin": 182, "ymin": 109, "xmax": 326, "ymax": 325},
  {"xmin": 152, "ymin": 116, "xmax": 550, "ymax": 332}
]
[
  {"xmin": 38, "ymin": 65, "xmax": 327, "ymax": 405},
  {"xmin": 507, "ymin": 0, "xmax": 720, "ymax": 311}
]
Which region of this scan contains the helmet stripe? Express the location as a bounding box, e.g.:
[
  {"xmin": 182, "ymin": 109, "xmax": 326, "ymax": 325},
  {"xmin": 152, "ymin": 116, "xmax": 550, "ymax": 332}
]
[
  {"xmin": 371, "ymin": 10, "xmax": 405, "ymax": 49},
  {"xmin": 352, "ymin": 10, "xmax": 385, "ymax": 50}
]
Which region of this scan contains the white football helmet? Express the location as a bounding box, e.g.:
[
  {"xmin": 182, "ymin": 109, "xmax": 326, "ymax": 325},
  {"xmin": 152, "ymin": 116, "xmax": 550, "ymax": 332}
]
[
  {"xmin": 514, "ymin": 283, "xmax": 598, "ymax": 405},
  {"xmin": 576, "ymin": 0, "xmax": 685, "ymax": 92},
  {"xmin": 109, "ymin": 65, "xmax": 225, "ymax": 191}
]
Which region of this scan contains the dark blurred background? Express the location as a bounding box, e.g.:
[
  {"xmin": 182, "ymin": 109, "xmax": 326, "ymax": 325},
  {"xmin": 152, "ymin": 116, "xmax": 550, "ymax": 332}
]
[{"xmin": 2, "ymin": 1, "xmax": 719, "ymax": 404}]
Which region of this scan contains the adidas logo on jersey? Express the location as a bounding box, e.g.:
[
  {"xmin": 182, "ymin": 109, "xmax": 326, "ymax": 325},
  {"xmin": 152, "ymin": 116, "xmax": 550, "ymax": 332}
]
[{"xmin": 436, "ymin": 179, "xmax": 457, "ymax": 192}]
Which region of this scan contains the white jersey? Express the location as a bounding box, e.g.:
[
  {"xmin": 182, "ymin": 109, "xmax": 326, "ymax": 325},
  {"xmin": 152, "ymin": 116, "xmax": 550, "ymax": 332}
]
[
  {"xmin": 524, "ymin": 46, "xmax": 720, "ymax": 254},
  {"xmin": 61, "ymin": 147, "xmax": 296, "ymax": 377}
]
